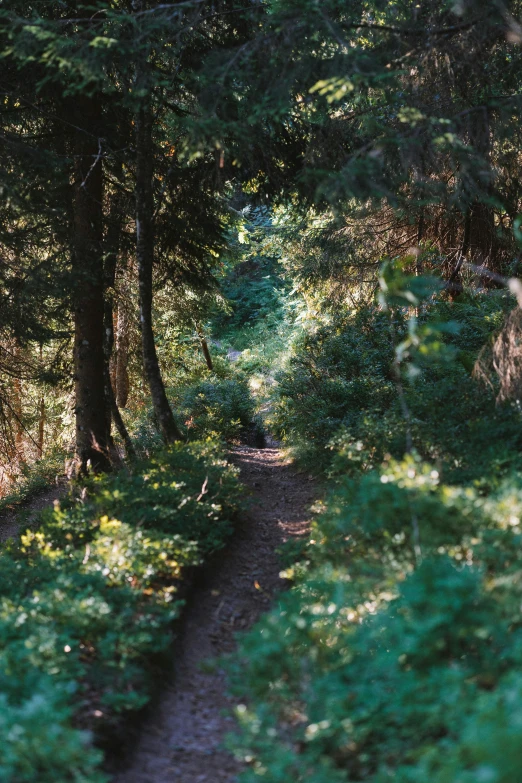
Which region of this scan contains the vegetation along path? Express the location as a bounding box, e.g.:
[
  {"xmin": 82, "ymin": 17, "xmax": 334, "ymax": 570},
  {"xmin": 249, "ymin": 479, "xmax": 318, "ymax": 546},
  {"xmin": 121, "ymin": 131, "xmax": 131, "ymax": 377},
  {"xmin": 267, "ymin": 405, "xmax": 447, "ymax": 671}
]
[
  {"xmin": 114, "ymin": 443, "xmax": 315, "ymax": 783},
  {"xmin": 0, "ymin": 481, "xmax": 66, "ymax": 544}
]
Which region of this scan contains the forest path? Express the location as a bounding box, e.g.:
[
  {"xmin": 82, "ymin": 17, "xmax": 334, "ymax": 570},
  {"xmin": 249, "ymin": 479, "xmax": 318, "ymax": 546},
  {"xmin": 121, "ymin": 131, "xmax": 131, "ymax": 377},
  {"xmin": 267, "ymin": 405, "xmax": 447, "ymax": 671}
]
[
  {"xmin": 0, "ymin": 481, "xmax": 65, "ymax": 543},
  {"xmin": 113, "ymin": 444, "xmax": 315, "ymax": 783}
]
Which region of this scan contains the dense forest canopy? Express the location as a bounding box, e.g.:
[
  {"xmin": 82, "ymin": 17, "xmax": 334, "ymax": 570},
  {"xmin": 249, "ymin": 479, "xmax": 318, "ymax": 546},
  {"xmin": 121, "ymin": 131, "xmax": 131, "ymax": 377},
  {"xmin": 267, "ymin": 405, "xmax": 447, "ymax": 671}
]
[
  {"xmin": 2, "ymin": 1, "xmax": 522, "ymax": 781},
  {"xmin": 0, "ymin": 0, "xmax": 519, "ymax": 472},
  {"xmin": 1, "ymin": 0, "xmax": 521, "ymax": 479}
]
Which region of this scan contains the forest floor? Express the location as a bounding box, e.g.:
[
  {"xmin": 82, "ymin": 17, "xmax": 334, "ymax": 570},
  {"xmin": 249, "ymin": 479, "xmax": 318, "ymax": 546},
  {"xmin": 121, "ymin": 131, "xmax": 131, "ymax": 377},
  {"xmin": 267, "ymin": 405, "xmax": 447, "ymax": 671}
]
[
  {"xmin": 0, "ymin": 481, "xmax": 65, "ymax": 543},
  {"xmin": 113, "ymin": 442, "xmax": 316, "ymax": 783}
]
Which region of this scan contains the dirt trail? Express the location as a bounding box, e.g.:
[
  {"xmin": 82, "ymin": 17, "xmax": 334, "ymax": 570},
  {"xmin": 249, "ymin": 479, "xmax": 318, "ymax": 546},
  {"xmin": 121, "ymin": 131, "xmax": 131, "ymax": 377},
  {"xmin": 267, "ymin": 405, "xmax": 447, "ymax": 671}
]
[
  {"xmin": 0, "ymin": 482, "xmax": 65, "ymax": 543},
  {"xmin": 114, "ymin": 444, "xmax": 315, "ymax": 783}
]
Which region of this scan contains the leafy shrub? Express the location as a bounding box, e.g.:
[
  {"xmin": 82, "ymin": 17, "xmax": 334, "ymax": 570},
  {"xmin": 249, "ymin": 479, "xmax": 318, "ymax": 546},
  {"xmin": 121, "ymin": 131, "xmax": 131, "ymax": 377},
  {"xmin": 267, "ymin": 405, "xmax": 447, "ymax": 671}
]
[
  {"xmin": 0, "ymin": 441, "xmax": 240, "ymax": 781},
  {"xmin": 225, "ymin": 286, "xmax": 522, "ymax": 783},
  {"xmin": 132, "ymin": 373, "xmax": 259, "ymax": 447},
  {"xmin": 213, "ymin": 254, "xmax": 289, "ymax": 342},
  {"xmin": 179, "ymin": 378, "xmax": 257, "ymax": 442},
  {"xmin": 387, "ymin": 675, "xmax": 522, "ymax": 783},
  {"xmin": 210, "ymin": 244, "xmax": 300, "ymax": 393},
  {"xmin": 86, "ymin": 440, "xmax": 241, "ymax": 546},
  {"xmin": 227, "ymin": 456, "xmax": 522, "ymax": 783},
  {"xmin": 270, "ymin": 306, "xmax": 396, "ymax": 466},
  {"xmin": 271, "ymin": 298, "xmax": 522, "ymax": 480},
  {"xmin": 0, "ymin": 688, "xmax": 107, "ymax": 783}
]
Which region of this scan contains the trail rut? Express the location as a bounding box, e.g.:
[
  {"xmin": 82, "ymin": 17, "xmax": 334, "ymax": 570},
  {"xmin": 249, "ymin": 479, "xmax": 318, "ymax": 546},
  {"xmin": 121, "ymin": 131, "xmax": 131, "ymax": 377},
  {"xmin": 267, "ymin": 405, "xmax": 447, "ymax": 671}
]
[
  {"xmin": 113, "ymin": 444, "xmax": 315, "ymax": 783},
  {"xmin": 0, "ymin": 481, "xmax": 65, "ymax": 543}
]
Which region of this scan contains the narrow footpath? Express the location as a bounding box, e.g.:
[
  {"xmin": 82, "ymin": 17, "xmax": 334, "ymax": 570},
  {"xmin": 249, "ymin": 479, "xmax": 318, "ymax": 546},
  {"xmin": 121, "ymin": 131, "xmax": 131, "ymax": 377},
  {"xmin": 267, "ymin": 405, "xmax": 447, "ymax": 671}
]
[
  {"xmin": 0, "ymin": 482, "xmax": 65, "ymax": 543},
  {"xmin": 114, "ymin": 444, "xmax": 315, "ymax": 783}
]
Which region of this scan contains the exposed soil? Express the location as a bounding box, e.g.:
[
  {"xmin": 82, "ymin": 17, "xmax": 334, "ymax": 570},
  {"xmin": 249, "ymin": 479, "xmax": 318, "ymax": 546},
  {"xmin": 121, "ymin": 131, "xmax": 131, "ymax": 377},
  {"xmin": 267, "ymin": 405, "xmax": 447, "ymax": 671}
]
[
  {"xmin": 0, "ymin": 481, "xmax": 66, "ymax": 543},
  {"xmin": 113, "ymin": 444, "xmax": 315, "ymax": 783}
]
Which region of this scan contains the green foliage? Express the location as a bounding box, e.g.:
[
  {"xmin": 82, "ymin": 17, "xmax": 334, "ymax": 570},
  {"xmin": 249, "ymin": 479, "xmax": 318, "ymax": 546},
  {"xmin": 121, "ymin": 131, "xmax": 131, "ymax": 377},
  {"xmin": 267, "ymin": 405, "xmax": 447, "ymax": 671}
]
[
  {"xmin": 0, "ymin": 686, "xmax": 106, "ymax": 783},
  {"xmin": 127, "ymin": 367, "xmax": 259, "ymax": 451},
  {"xmin": 0, "ymin": 441, "xmax": 239, "ymax": 781},
  {"xmin": 179, "ymin": 378, "xmax": 257, "ymax": 443},
  {"xmin": 207, "ymin": 206, "xmax": 304, "ymax": 403},
  {"xmin": 271, "ymin": 294, "xmax": 522, "ymax": 480},
  {"xmin": 387, "ymin": 675, "xmax": 522, "ymax": 783},
  {"xmin": 213, "ymin": 254, "xmax": 289, "ymax": 343},
  {"xmin": 270, "ymin": 306, "xmax": 395, "ymax": 466},
  {"xmin": 87, "ymin": 440, "xmax": 241, "ymax": 548},
  {"xmin": 3, "ymin": 1, "xmax": 522, "ymax": 781},
  {"xmin": 228, "ymin": 455, "xmax": 522, "ymax": 782},
  {"xmin": 223, "ymin": 247, "xmax": 522, "ymax": 783}
]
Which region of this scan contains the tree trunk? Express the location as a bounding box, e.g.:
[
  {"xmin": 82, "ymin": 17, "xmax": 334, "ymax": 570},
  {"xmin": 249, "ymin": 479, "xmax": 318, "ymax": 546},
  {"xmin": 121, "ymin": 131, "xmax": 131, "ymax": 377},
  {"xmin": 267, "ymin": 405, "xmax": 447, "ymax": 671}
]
[
  {"xmin": 12, "ymin": 375, "xmax": 24, "ymax": 461},
  {"xmin": 115, "ymin": 297, "xmax": 130, "ymax": 408},
  {"xmin": 71, "ymin": 96, "xmax": 111, "ymax": 474},
  {"xmin": 467, "ymin": 107, "xmax": 499, "ymax": 271},
  {"xmin": 135, "ymin": 90, "xmax": 182, "ymax": 443},
  {"xmin": 37, "ymin": 396, "xmax": 45, "ymax": 459},
  {"xmin": 103, "ymin": 181, "xmax": 135, "ymax": 461},
  {"xmin": 447, "ymin": 209, "xmax": 471, "ymax": 299},
  {"xmin": 196, "ymin": 322, "xmax": 214, "ymax": 371},
  {"xmin": 37, "ymin": 344, "xmax": 45, "ymax": 459},
  {"xmin": 11, "ymin": 342, "xmax": 24, "ymax": 462},
  {"xmin": 103, "ymin": 192, "xmax": 120, "ymax": 445},
  {"xmin": 469, "ymin": 201, "xmax": 496, "ymax": 266},
  {"xmin": 109, "ymin": 383, "xmax": 136, "ymax": 459}
]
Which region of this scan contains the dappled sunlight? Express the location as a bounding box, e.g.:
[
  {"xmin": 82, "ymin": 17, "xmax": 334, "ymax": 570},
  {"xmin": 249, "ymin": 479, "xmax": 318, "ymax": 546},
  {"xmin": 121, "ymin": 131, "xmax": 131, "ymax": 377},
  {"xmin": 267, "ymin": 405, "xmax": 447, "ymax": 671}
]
[{"xmin": 2, "ymin": 0, "xmax": 522, "ymax": 780}]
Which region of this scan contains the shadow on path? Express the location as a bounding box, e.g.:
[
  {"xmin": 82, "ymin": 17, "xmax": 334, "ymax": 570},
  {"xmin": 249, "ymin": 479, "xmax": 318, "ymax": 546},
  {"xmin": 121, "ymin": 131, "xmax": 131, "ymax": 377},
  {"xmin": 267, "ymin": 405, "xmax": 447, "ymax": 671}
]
[{"xmin": 113, "ymin": 445, "xmax": 316, "ymax": 783}]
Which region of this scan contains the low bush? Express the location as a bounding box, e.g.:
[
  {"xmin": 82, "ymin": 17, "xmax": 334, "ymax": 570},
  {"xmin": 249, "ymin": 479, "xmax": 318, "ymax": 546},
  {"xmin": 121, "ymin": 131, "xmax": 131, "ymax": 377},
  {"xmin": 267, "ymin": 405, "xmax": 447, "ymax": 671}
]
[
  {"xmin": 212, "ymin": 254, "xmax": 289, "ymax": 344},
  {"xmin": 0, "ymin": 685, "xmax": 106, "ymax": 783},
  {"xmin": 270, "ymin": 297, "xmax": 522, "ymax": 480},
  {"xmin": 128, "ymin": 373, "xmax": 259, "ymax": 452},
  {"xmin": 179, "ymin": 377, "xmax": 257, "ymax": 442},
  {"xmin": 0, "ymin": 440, "xmax": 240, "ymax": 781},
  {"xmin": 228, "ymin": 451, "xmax": 522, "ymax": 783},
  {"xmin": 269, "ymin": 306, "xmax": 397, "ymax": 467},
  {"xmin": 220, "ymin": 278, "xmax": 522, "ymax": 783}
]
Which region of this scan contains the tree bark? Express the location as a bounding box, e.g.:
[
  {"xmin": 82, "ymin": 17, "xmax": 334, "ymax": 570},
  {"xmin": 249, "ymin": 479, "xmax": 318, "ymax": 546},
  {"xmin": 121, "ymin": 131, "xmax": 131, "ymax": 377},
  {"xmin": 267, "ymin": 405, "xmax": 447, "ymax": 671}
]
[
  {"xmin": 103, "ymin": 192, "xmax": 120, "ymax": 444},
  {"xmin": 37, "ymin": 396, "xmax": 45, "ymax": 459},
  {"xmin": 114, "ymin": 296, "xmax": 130, "ymax": 408},
  {"xmin": 37, "ymin": 344, "xmax": 45, "ymax": 459},
  {"xmin": 469, "ymin": 201, "xmax": 496, "ymax": 266},
  {"xmin": 109, "ymin": 382, "xmax": 136, "ymax": 459},
  {"xmin": 12, "ymin": 343, "xmax": 24, "ymax": 462},
  {"xmin": 196, "ymin": 322, "xmax": 214, "ymax": 371},
  {"xmin": 71, "ymin": 96, "xmax": 111, "ymax": 474},
  {"xmin": 135, "ymin": 89, "xmax": 182, "ymax": 443},
  {"xmin": 467, "ymin": 108, "xmax": 499, "ymax": 271},
  {"xmin": 447, "ymin": 209, "xmax": 471, "ymax": 300},
  {"xmin": 103, "ymin": 182, "xmax": 135, "ymax": 461}
]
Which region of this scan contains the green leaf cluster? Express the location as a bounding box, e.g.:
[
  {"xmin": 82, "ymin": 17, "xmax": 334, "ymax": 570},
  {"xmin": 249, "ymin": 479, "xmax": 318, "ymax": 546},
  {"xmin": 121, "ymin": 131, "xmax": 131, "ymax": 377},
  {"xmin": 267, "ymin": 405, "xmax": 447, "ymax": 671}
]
[
  {"xmin": 0, "ymin": 440, "xmax": 240, "ymax": 780},
  {"xmin": 228, "ymin": 454, "xmax": 522, "ymax": 782},
  {"xmin": 270, "ymin": 295, "xmax": 522, "ymax": 480},
  {"xmin": 178, "ymin": 378, "xmax": 258, "ymax": 443}
]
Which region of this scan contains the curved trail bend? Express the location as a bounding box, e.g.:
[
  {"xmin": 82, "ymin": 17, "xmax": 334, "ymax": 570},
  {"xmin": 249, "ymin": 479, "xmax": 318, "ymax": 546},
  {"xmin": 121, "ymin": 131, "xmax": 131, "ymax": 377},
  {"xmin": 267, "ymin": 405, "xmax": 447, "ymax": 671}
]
[{"xmin": 114, "ymin": 444, "xmax": 315, "ymax": 783}]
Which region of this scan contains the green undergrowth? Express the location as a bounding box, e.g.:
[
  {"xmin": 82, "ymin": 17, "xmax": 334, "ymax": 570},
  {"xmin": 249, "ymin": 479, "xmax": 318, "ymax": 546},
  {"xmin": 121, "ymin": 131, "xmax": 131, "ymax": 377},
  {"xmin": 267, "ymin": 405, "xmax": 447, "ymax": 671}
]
[
  {"xmin": 0, "ymin": 440, "xmax": 240, "ymax": 782},
  {"xmin": 269, "ymin": 296, "xmax": 522, "ymax": 481},
  {"xmin": 209, "ymin": 244, "xmax": 301, "ymax": 414},
  {"xmin": 227, "ymin": 289, "xmax": 522, "ymax": 782},
  {"xmin": 129, "ymin": 361, "xmax": 261, "ymax": 454},
  {"xmin": 228, "ymin": 453, "xmax": 522, "ymax": 782},
  {"xmin": 176, "ymin": 375, "xmax": 258, "ymax": 442}
]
